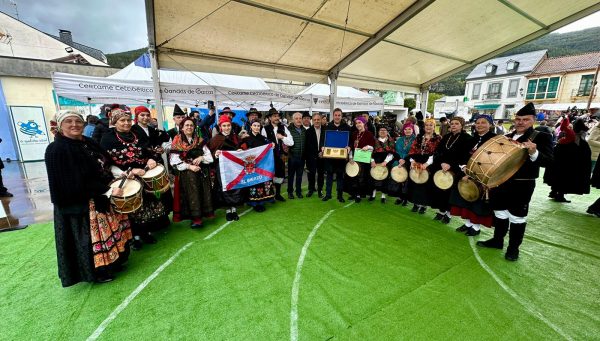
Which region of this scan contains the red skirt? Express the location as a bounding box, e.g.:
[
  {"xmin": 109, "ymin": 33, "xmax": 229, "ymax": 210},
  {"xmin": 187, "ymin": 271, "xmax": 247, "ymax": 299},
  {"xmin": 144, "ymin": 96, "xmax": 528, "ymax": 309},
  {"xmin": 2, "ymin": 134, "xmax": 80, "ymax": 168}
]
[{"xmin": 450, "ymin": 206, "xmax": 493, "ymax": 227}]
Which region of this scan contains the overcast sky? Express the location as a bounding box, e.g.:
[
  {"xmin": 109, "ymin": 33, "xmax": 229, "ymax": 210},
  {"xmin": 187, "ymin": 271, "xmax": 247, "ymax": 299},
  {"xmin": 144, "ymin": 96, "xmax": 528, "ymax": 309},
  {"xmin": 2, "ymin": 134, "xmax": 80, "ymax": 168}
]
[{"xmin": 0, "ymin": 0, "xmax": 598, "ymax": 54}]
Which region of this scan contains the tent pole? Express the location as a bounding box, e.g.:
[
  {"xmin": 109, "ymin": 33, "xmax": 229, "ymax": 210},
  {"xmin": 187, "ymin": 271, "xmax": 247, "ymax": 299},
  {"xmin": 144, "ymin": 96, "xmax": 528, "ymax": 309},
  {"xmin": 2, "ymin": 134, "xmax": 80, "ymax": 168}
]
[
  {"xmin": 148, "ymin": 46, "xmax": 165, "ymax": 131},
  {"xmin": 329, "ymin": 72, "xmax": 338, "ymax": 117},
  {"xmin": 420, "ymin": 88, "xmax": 429, "ymax": 116}
]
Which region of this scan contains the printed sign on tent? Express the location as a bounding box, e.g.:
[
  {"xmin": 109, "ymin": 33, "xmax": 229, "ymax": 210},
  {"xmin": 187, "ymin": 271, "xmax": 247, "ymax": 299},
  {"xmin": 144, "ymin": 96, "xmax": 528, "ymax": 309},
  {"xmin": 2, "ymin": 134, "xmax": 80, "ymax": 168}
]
[
  {"xmin": 218, "ymin": 144, "xmax": 274, "ymax": 191},
  {"xmin": 9, "ymin": 106, "xmax": 50, "ymax": 161}
]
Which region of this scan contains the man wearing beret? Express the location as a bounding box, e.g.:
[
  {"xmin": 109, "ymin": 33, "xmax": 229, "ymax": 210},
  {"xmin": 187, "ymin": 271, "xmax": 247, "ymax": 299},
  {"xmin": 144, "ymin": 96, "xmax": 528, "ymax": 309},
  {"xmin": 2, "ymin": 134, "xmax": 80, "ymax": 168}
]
[{"xmin": 477, "ymin": 102, "xmax": 553, "ymax": 261}]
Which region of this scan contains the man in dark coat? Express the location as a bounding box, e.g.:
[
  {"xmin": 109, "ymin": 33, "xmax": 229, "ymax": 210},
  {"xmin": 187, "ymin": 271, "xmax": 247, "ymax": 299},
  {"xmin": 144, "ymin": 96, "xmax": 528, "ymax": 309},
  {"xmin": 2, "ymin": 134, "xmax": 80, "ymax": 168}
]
[
  {"xmin": 261, "ymin": 107, "xmax": 293, "ymax": 201},
  {"xmin": 167, "ymin": 104, "xmax": 187, "ymax": 140},
  {"xmin": 305, "ymin": 113, "xmax": 326, "ymax": 198},
  {"xmin": 477, "ymin": 103, "xmax": 553, "ymax": 261},
  {"xmin": 92, "ymin": 105, "xmax": 119, "ymax": 143},
  {"xmin": 322, "ymin": 108, "xmax": 351, "ymax": 203}
]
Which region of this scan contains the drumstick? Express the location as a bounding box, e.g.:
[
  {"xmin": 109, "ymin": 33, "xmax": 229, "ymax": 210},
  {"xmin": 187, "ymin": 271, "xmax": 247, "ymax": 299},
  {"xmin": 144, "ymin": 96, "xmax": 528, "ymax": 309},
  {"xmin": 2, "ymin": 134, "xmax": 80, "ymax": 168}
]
[{"xmin": 118, "ymin": 167, "xmax": 132, "ymax": 189}]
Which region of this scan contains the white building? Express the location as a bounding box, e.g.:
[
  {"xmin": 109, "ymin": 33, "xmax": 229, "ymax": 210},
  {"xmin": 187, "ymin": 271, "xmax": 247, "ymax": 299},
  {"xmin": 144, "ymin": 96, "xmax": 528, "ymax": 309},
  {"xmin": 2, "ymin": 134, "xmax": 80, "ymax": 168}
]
[
  {"xmin": 464, "ymin": 50, "xmax": 548, "ymax": 119},
  {"xmin": 433, "ymin": 96, "xmax": 469, "ymax": 119}
]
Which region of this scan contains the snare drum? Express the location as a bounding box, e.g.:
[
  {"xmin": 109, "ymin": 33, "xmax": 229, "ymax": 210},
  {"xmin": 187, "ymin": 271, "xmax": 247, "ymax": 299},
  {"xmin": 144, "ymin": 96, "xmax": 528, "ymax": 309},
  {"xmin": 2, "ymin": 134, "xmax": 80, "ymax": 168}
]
[
  {"xmin": 391, "ymin": 166, "xmax": 408, "ymax": 183},
  {"xmin": 109, "ymin": 179, "xmax": 143, "ymax": 213},
  {"xmin": 141, "ymin": 164, "xmax": 170, "ymax": 194},
  {"xmin": 433, "ymin": 170, "xmax": 454, "ymax": 190},
  {"xmin": 465, "ymin": 135, "xmax": 527, "ymax": 188},
  {"xmin": 458, "ymin": 178, "xmax": 483, "ymax": 202}
]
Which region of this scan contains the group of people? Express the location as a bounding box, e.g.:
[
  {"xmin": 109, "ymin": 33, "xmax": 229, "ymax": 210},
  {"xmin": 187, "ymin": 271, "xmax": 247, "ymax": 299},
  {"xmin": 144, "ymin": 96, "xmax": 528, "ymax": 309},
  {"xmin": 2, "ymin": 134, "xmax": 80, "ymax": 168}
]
[{"xmin": 45, "ymin": 100, "xmax": 599, "ymax": 287}]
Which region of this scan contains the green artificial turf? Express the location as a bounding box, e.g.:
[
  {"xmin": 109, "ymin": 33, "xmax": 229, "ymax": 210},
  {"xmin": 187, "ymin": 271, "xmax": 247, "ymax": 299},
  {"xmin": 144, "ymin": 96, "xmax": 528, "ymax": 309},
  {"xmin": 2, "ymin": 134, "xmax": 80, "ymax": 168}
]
[{"xmin": 1, "ymin": 179, "xmax": 599, "ymax": 340}]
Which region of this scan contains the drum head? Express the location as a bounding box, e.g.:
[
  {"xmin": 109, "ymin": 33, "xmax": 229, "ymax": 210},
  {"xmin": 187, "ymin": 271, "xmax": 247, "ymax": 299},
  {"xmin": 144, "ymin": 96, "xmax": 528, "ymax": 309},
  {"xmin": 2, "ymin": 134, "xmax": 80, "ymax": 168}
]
[
  {"xmin": 391, "ymin": 166, "xmax": 408, "ymax": 183},
  {"xmin": 370, "ymin": 166, "xmax": 389, "ymax": 180},
  {"xmin": 458, "ymin": 178, "xmax": 480, "ymax": 202},
  {"xmin": 409, "ymin": 168, "xmax": 429, "ymax": 184},
  {"xmin": 110, "ymin": 179, "xmax": 142, "ymax": 196},
  {"xmin": 345, "ymin": 161, "xmax": 359, "ymax": 177},
  {"xmin": 142, "ymin": 164, "xmax": 165, "ymax": 178},
  {"xmin": 433, "ymin": 170, "xmax": 454, "ymax": 190},
  {"xmin": 466, "ymin": 135, "xmax": 527, "ymax": 188}
]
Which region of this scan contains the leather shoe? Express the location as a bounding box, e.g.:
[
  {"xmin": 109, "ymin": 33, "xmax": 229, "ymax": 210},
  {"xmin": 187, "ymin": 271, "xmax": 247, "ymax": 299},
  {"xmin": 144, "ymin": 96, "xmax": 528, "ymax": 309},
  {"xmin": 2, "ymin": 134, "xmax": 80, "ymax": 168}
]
[
  {"xmin": 306, "ymin": 191, "xmax": 314, "ymax": 198},
  {"xmin": 402, "ymin": 199, "xmax": 408, "ymax": 206},
  {"xmin": 355, "ymin": 196, "xmax": 361, "ymax": 203},
  {"xmin": 318, "ymin": 191, "xmax": 323, "ymax": 198},
  {"xmin": 586, "ymin": 208, "xmax": 600, "ymax": 217},
  {"xmin": 465, "ymin": 227, "xmax": 480, "ymax": 236},
  {"xmin": 322, "ymin": 195, "xmax": 332, "ymax": 201},
  {"xmin": 296, "ymin": 192, "xmax": 303, "ymax": 199},
  {"xmin": 505, "ymin": 251, "xmax": 519, "ymax": 261},
  {"xmin": 476, "ymin": 238, "xmax": 503, "ymax": 249},
  {"xmin": 225, "ymin": 212, "xmax": 233, "ymax": 221},
  {"xmin": 418, "ymin": 206, "xmax": 426, "ymax": 214},
  {"xmin": 553, "ymin": 197, "xmax": 571, "ymax": 203},
  {"xmin": 131, "ymin": 239, "xmax": 143, "ymax": 251},
  {"xmin": 411, "ymin": 205, "xmax": 419, "ymax": 212},
  {"xmin": 395, "ymin": 198, "xmax": 402, "ymax": 205},
  {"xmin": 433, "ymin": 213, "xmax": 444, "ymax": 221},
  {"xmin": 275, "ymin": 195, "xmax": 286, "ymax": 202},
  {"xmin": 455, "ymin": 225, "xmax": 468, "ymax": 232},
  {"xmin": 232, "ymin": 212, "xmax": 240, "ymax": 221},
  {"xmin": 338, "ymin": 197, "xmax": 346, "ymax": 203},
  {"xmin": 141, "ymin": 234, "xmax": 157, "ymax": 244},
  {"xmin": 95, "ymin": 274, "xmax": 114, "ymax": 284},
  {"xmin": 288, "ymin": 193, "xmax": 295, "ymax": 199},
  {"xmin": 440, "ymin": 215, "xmax": 451, "ymax": 224},
  {"xmin": 381, "ymin": 198, "xmax": 386, "ymax": 204}
]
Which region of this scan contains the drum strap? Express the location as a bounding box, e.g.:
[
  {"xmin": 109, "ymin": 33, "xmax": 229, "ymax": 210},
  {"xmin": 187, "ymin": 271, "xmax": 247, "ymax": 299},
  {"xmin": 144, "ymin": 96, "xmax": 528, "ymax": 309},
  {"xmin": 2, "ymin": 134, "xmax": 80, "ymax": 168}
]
[{"xmin": 528, "ymin": 130, "xmax": 539, "ymax": 142}]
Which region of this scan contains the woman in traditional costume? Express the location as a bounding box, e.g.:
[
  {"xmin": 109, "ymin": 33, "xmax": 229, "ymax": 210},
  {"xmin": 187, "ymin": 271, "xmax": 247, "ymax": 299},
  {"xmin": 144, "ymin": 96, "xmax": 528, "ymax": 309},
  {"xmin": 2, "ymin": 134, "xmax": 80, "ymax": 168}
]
[
  {"xmin": 370, "ymin": 125, "xmax": 396, "ymax": 203},
  {"xmin": 208, "ymin": 115, "xmax": 244, "ymax": 221},
  {"xmin": 169, "ymin": 117, "xmax": 214, "ymax": 228},
  {"xmin": 45, "ymin": 111, "xmax": 132, "ymax": 287},
  {"xmin": 430, "ymin": 116, "xmax": 473, "ymax": 224},
  {"xmin": 347, "ymin": 116, "xmax": 376, "ymax": 202},
  {"xmin": 450, "ymin": 115, "xmax": 496, "ymax": 236},
  {"xmin": 406, "ymin": 118, "xmax": 441, "ymax": 214},
  {"xmin": 240, "ymin": 119, "xmax": 275, "ymax": 212},
  {"xmin": 131, "ymin": 106, "xmax": 170, "ymax": 161},
  {"xmin": 393, "ymin": 122, "xmax": 416, "ymax": 206},
  {"xmin": 100, "ymin": 109, "xmax": 172, "ymax": 250}
]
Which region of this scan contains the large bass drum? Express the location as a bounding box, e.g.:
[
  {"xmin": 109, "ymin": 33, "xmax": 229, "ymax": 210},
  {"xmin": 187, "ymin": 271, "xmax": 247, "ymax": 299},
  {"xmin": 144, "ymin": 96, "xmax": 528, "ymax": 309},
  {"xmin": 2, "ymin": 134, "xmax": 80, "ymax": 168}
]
[{"xmin": 465, "ymin": 135, "xmax": 527, "ymax": 188}]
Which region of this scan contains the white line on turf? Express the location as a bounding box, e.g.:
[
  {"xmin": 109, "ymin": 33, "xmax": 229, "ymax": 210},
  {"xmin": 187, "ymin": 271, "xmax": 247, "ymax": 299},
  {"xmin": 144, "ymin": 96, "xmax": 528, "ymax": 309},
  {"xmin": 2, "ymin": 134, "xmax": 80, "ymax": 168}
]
[
  {"xmin": 468, "ymin": 238, "xmax": 571, "ymax": 340},
  {"xmin": 290, "ymin": 202, "xmax": 354, "ymax": 341},
  {"xmin": 87, "ymin": 208, "xmax": 252, "ymax": 341}
]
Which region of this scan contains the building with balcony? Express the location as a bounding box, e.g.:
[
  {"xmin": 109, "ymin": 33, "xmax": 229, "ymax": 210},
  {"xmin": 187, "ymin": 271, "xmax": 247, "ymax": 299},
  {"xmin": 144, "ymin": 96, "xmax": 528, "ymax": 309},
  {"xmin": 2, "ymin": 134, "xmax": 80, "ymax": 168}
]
[
  {"xmin": 525, "ymin": 51, "xmax": 600, "ymax": 116},
  {"xmin": 463, "ymin": 50, "xmax": 548, "ymax": 119}
]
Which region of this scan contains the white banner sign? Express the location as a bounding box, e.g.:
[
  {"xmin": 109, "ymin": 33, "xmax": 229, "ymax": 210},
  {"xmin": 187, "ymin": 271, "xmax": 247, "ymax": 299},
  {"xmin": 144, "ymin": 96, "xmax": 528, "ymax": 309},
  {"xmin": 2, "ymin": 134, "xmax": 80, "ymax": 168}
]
[
  {"xmin": 9, "ymin": 106, "xmax": 51, "ymax": 161},
  {"xmin": 52, "ymin": 72, "xmax": 383, "ymax": 112}
]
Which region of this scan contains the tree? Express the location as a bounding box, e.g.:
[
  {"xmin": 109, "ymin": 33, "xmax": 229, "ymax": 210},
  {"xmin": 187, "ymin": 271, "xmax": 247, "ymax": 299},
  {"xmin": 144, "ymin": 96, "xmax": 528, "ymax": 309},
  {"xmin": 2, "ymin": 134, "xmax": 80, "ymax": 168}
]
[
  {"xmin": 427, "ymin": 93, "xmax": 445, "ymax": 113},
  {"xmin": 404, "ymin": 98, "xmax": 416, "ymax": 112}
]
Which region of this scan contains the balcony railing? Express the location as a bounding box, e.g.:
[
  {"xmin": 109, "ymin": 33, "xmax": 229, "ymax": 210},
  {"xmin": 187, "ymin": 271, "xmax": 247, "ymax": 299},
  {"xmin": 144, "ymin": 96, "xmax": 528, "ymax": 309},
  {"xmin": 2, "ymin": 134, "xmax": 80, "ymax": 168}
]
[{"xmin": 571, "ymin": 86, "xmax": 597, "ymax": 98}]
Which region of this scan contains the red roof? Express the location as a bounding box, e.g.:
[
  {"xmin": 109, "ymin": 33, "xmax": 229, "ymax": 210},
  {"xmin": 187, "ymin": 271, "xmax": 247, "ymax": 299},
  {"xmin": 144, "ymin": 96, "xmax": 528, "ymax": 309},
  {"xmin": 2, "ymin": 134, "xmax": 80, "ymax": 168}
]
[{"xmin": 529, "ymin": 51, "xmax": 600, "ymax": 76}]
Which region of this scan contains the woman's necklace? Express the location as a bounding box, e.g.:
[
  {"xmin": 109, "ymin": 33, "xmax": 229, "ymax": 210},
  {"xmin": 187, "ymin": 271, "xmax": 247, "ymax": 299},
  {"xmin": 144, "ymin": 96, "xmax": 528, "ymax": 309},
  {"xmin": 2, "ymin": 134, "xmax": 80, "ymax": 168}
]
[
  {"xmin": 445, "ymin": 133, "xmax": 460, "ymax": 150},
  {"xmin": 355, "ymin": 130, "xmax": 364, "ymax": 148},
  {"xmin": 115, "ymin": 130, "xmax": 138, "ymax": 145}
]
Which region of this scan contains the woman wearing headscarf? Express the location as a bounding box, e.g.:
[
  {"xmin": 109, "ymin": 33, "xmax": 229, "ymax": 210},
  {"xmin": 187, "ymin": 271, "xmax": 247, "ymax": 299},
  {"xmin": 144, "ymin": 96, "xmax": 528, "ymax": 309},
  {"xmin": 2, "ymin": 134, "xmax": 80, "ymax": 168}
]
[
  {"xmin": 429, "ymin": 116, "xmax": 473, "ymax": 224},
  {"xmin": 45, "ymin": 111, "xmax": 132, "ymax": 287},
  {"xmin": 370, "ymin": 125, "xmax": 397, "ymax": 203},
  {"xmin": 393, "ymin": 122, "xmax": 416, "ymax": 205},
  {"xmin": 240, "ymin": 119, "xmax": 276, "ymax": 212},
  {"xmin": 100, "ymin": 109, "xmax": 172, "ymax": 250},
  {"xmin": 170, "ymin": 117, "xmax": 214, "ymax": 228},
  {"xmin": 450, "ymin": 115, "xmax": 496, "ymax": 236},
  {"xmin": 346, "ymin": 116, "xmax": 376, "ymax": 202},
  {"xmin": 209, "ymin": 115, "xmax": 244, "ymax": 221},
  {"xmin": 406, "ymin": 118, "xmax": 441, "ymax": 214},
  {"xmin": 131, "ymin": 106, "xmax": 170, "ymax": 161}
]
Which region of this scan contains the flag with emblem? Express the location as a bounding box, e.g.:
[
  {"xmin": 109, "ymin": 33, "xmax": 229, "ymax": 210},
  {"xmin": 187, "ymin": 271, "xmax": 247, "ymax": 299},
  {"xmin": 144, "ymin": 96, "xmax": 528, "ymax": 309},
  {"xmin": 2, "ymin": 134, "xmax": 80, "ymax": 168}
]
[{"xmin": 219, "ymin": 144, "xmax": 274, "ymax": 191}]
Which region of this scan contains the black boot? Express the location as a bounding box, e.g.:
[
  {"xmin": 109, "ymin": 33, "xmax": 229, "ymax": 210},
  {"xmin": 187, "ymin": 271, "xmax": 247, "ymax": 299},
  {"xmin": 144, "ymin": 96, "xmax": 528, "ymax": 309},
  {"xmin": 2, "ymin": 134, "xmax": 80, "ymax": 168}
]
[
  {"xmin": 476, "ymin": 217, "xmax": 509, "ymax": 249},
  {"xmin": 505, "ymin": 222, "xmax": 526, "ymax": 261},
  {"xmin": 274, "ymin": 184, "xmax": 286, "ymax": 202}
]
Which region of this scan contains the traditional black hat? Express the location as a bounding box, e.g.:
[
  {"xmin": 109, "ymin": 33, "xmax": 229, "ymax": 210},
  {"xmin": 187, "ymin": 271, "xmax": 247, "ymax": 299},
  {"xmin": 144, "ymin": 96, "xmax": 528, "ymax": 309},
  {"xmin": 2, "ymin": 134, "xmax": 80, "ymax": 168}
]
[
  {"xmin": 221, "ymin": 106, "xmax": 236, "ymax": 117},
  {"xmin": 246, "ymin": 107, "xmax": 262, "ymax": 118},
  {"xmin": 516, "ymin": 102, "xmax": 536, "ymax": 116},
  {"xmin": 266, "ymin": 105, "xmax": 279, "ymax": 118},
  {"xmin": 173, "ymin": 104, "xmax": 186, "ymax": 117}
]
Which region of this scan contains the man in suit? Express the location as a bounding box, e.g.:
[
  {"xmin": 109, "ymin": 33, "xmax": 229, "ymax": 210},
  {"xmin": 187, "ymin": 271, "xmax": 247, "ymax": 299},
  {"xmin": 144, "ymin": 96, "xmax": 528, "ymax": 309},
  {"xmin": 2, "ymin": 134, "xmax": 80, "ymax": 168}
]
[
  {"xmin": 305, "ymin": 112, "xmax": 325, "ymax": 198},
  {"xmin": 477, "ymin": 103, "xmax": 553, "ymax": 261},
  {"xmin": 322, "ymin": 108, "xmax": 351, "ymax": 203}
]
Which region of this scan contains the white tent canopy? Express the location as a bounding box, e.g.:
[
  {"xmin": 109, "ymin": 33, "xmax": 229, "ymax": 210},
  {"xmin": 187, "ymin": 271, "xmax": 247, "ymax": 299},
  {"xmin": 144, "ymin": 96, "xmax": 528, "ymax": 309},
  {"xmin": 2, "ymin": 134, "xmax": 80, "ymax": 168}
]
[
  {"xmin": 146, "ymin": 0, "xmax": 600, "ymax": 93},
  {"xmin": 296, "ymin": 83, "xmax": 378, "ymax": 99},
  {"xmin": 109, "ymin": 54, "xmax": 270, "ymax": 89},
  {"xmin": 539, "ymin": 102, "xmax": 600, "ymax": 111}
]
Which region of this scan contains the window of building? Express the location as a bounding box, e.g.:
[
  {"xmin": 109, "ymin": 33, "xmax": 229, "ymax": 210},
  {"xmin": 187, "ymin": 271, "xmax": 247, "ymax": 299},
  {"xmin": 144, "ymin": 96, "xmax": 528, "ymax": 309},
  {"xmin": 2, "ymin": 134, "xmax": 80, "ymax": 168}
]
[
  {"xmin": 577, "ymin": 74, "xmax": 595, "ymax": 96},
  {"xmin": 507, "ymin": 79, "xmax": 519, "ymax": 98},
  {"xmin": 526, "ymin": 76, "xmax": 560, "ymax": 100},
  {"xmin": 472, "ymin": 83, "xmax": 481, "ymax": 100},
  {"xmin": 487, "ymin": 82, "xmax": 502, "ymax": 99}
]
